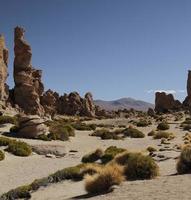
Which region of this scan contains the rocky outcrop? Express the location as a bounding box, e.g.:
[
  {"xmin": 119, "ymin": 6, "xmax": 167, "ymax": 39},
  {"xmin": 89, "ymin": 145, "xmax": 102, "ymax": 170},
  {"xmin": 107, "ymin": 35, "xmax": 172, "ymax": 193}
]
[
  {"xmin": 13, "ymin": 26, "xmax": 44, "ymax": 115},
  {"xmin": 16, "ymin": 115, "xmax": 48, "ymax": 138},
  {"xmin": 0, "ymin": 35, "xmax": 9, "ymax": 101},
  {"xmin": 147, "ymin": 108, "xmax": 155, "ymax": 117},
  {"xmin": 58, "ymin": 92, "xmax": 95, "ymax": 117},
  {"xmin": 41, "ymin": 89, "xmax": 59, "ymax": 116},
  {"xmin": 183, "ymin": 70, "xmax": 191, "ymax": 108},
  {"xmin": 155, "ymin": 92, "xmax": 181, "ymax": 113}
]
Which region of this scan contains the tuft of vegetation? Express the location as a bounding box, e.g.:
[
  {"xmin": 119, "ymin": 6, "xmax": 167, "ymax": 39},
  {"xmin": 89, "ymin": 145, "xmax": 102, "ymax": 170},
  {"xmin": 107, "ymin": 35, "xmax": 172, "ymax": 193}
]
[
  {"xmin": 9, "ymin": 125, "xmax": 19, "ymax": 133},
  {"xmin": 122, "ymin": 127, "xmax": 145, "ymax": 138},
  {"xmin": 0, "ymin": 150, "xmax": 5, "ymax": 161},
  {"xmin": 148, "ymin": 130, "xmax": 155, "ymax": 136},
  {"xmin": 147, "ymin": 146, "xmax": 157, "ymax": 153},
  {"xmin": 82, "ymin": 149, "xmax": 104, "ymax": 163},
  {"xmin": 101, "ymin": 146, "xmax": 126, "ymax": 164},
  {"xmin": 48, "ymin": 124, "xmax": 75, "ymax": 141},
  {"xmin": 0, "ymin": 115, "xmax": 18, "ymax": 125},
  {"xmin": 153, "ymin": 131, "xmax": 174, "ymax": 140},
  {"xmin": 177, "ymin": 145, "xmax": 191, "ymax": 174},
  {"xmin": 0, "ymin": 137, "xmax": 13, "ymax": 146},
  {"xmin": 123, "ymin": 152, "xmax": 159, "ymax": 180},
  {"xmin": 157, "ymin": 122, "xmax": 170, "ymax": 130},
  {"xmin": 85, "ymin": 164, "xmax": 124, "ymax": 194},
  {"xmin": 136, "ymin": 120, "xmax": 151, "ymax": 127},
  {"xmin": 36, "ymin": 134, "xmax": 51, "ymax": 141},
  {"xmin": 91, "ymin": 129, "xmax": 122, "ymax": 140},
  {"xmin": 71, "ymin": 123, "xmax": 96, "ymax": 131},
  {"xmin": 5, "ymin": 141, "xmax": 32, "ymax": 157}
]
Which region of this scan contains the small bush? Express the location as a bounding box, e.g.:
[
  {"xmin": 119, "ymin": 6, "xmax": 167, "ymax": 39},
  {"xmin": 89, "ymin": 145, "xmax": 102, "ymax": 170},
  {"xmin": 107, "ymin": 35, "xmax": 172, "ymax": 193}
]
[
  {"xmin": 136, "ymin": 120, "xmax": 151, "ymax": 127},
  {"xmin": 122, "ymin": 127, "xmax": 145, "ymax": 138},
  {"xmin": 49, "ymin": 124, "xmax": 70, "ymax": 141},
  {"xmin": 82, "ymin": 149, "xmax": 104, "ymax": 163},
  {"xmin": 91, "ymin": 129, "xmax": 121, "ymax": 140},
  {"xmin": 0, "ymin": 115, "xmax": 18, "ymax": 125},
  {"xmin": 80, "ymin": 163, "xmax": 103, "ymax": 177},
  {"xmin": 123, "ymin": 153, "xmax": 159, "ymax": 180},
  {"xmin": 91, "ymin": 129, "xmax": 110, "ymax": 137},
  {"xmin": 0, "ymin": 150, "xmax": 5, "ymax": 161},
  {"xmin": 147, "ymin": 146, "xmax": 157, "ymax": 153},
  {"xmin": 101, "ymin": 146, "xmax": 126, "ymax": 164},
  {"xmin": 177, "ymin": 145, "xmax": 191, "ymax": 174},
  {"xmin": 0, "ymin": 137, "xmax": 13, "ymax": 146},
  {"xmin": 85, "ymin": 164, "xmax": 124, "ymax": 194},
  {"xmin": 148, "ymin": 130, "xmax": 155, "ymax": 136},
  {"xmin": 153, "ymin": 131, "xmax": 174, "ymax": 140},
  {"xmin": 72, "ymin": 123, "xmax": 96, "ymax": 131},
  {"xmin": 36, "ymin": 134, "xmax": 51, "ymax": 141},
  {"xmin": 50, "ymin": 165, "xmax": 84, "ymax": 182},
  {"xmin": 157, "ymin": 122, "xmax": 169, "ymax": 130},
  {"xmin": 10, "ymin": 125, "xmax": 19, "ymax": 133},
  {"xmin": 5, "ymin": 141, "xmax": 32, "ymax": 157}
]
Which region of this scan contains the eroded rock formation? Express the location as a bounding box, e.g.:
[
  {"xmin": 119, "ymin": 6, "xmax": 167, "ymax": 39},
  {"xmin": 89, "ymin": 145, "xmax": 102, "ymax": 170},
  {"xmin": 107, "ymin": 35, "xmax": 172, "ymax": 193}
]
[
  {"xmin": 155, "ymin": 92, "xmax": 181, "ymax": 113},
  {"xmin": 13, "ymin": 26, "xmax": 44, "ymax": 115},
  {"xmin": 41, "ymin": 89, "xmax": 59, "ymax": 116},
  {"xmin": 0, "ymin": 35, "xmax": 9, "ymax": 101},
  {"xmin": 183, "ymin": 70, "xmax": 191, "ymax": 108},
  {"xmin": 17, "ymin": 115, "xmax": 48, "ymax": 138}
]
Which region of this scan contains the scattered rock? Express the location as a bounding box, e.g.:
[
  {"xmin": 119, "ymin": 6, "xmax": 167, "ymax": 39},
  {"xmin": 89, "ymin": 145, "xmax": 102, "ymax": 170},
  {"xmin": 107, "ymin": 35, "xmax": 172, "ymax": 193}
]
[
  {"xmin": 45, "ymin": 154, "xmax": 56, "ymax": 158},
  {"xmin": 16, "ymin": 115, "xmax": 48, "ymax": 138}
]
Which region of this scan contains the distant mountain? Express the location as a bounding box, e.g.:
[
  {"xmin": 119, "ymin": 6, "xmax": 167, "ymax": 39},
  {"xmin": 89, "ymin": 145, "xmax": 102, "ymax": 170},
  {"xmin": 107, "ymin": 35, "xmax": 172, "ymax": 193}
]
[{"xmin": 94, "ymin": 98, "xmax": 154, "ymax": 111}]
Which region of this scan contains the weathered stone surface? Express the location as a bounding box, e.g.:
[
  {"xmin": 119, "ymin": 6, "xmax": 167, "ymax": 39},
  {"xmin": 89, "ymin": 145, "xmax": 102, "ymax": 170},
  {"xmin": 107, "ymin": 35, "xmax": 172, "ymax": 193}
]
[
  {"xmin": 13, "ymin": 26, "xmax": 44, "ymax": 115},
  {"xmin": 41, "ymin": 89, "xmax": 59, "ymax": 116},
  {"xmin": 57, "ymin": 92, "xmax": 95, "ymax": 117},
  {"xmin": 17, "ymin": 115, "xmax": 48, "ymax": 138},
  {"xmin": 183, "ymin": 70, "xmax": 191, "ymax": 108},
  {"xmin": 155, "ymin": 92, "xmax": 181, "ymax": 113},
  {"xmin": 0, "ymin": 35, "xmax": 9, "ymax": 101}
]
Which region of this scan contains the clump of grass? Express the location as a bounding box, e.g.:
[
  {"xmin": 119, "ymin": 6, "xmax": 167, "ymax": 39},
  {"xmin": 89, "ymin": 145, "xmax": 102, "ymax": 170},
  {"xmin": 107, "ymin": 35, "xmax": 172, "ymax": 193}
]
[
  {"xmin": 0, "ymin": 137, "xmax": 13, "ymax": 146},
  {"xmin": 36, "ymin": 134, "xmax": 51, "ymax": 141},
  {"xmin": 85, "ymin": 163, "xmax": 124, "ymax": 194},
  {"xmin": 136, "ymin": 120, "xmax": 151, "ymax": 127},
  {"xmin": 72, "ymin": 123, "xmax": 96, "ymax": 131},
  {"xmin": 9, "ymin": 125, "xmax": 19, "ymax": 133},
  {"xmin": 82, "ymin": 149, "xmax": 104, "ymax": 163},
  {"xmin": 5, "ymin": 141, "xmax": 32, "ymax": 157},
  {"xmin": 123, "ymin": 152, "xmax": 159, "ymax": 180},
  {"xmin": 122, "ymin": 126, "xmax": 145, "ymax": 138},
  {"xmin": 177, "ymin": 145, "xmax": 191, "ymax": 174},
  {"xmin": 91, "ymin": 129, "xmax": 122, "ymax": 140},
  {"xmin": 148, "ymin": 130, "xmax": 155, "ymax": 136},
  {"xmin": 101, "ymin": 146, "xmax": 126, "ymax": 164},
  {"xmin": 0, "ymin": 115, "xmax": 18, "ymax": 125},
  {"xmin": 80, "ymin": 163, "xmax": 103, "ymax": 177},
  {"xmin": 48, "ymin": 124, "xmax": 75, "ymax": 141},
  {"xmin": 147, "ymin": 146, "xmax": 157, "ymax": 153},
  {"xmin": 0, "ymin": 150, "xmax": 5, "ymax": 161},
  {"xmin": 157, "ymin": 122, "xmax": 170, "ymax": 130},
  {"xmin": 153, "ymin": 131, "xmax": 174, "ymax": 140}
]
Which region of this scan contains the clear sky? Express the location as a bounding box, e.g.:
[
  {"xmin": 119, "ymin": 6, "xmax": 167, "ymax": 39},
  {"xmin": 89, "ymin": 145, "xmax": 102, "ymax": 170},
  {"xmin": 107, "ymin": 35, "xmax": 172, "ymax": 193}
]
[{"xmin": 1, "ymin": 0, "xmax": 191, "ymax": 103}]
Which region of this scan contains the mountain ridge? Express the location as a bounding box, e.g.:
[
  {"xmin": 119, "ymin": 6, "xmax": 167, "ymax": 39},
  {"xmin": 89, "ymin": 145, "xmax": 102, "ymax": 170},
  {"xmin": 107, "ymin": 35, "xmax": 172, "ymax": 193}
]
[{"xmin": 94, "ymin": 97, "xmax": 154, "ymax": 111}]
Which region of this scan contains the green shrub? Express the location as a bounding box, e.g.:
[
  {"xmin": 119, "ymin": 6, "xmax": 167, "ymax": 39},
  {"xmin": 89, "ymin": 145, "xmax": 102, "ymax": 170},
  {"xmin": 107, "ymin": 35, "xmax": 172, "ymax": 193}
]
[
  {"xmin": 153, "ymin": 131, "xmax": 174, "ymax": 140},
  {"xmin": 0, "ymin": 150, "xmax": 5, "ymax": 161},
  {"xmin": 10, "ymin": 125, "xmax": 19, "ymax": 133},
  {"xmin": 101, "ymin": 146, "xmax": 126, "ymax": 164},
  {"xmin": 36, "ymin": 134, "xmax": 51, "ymax": 141},
  {"xmin": 1, "ymin": 185, "xmax": 32, "ymax": 199},
  {"xmin": 147, "ymin": 146, "xmax": 157, "ymax": 153},
  {"xmin": 177, "ymin": 145, "xmax": 191, "ymax": 174},
  {"xmin": 71, "ymin": 123, "xmax": 96, "ymax": 131},
  {"xmin": 5, "ymin": 141, "xmax": 32, "ymax": 157},
  {"xmin": 136, "ymin": 120, "xmax": 151, "ymax": 127},
  {"xmin": 91, "ymin": 129, "xmax": 121, "ymax": 140},
  {"xmin": 0, "ymin": 137, "xmax": 13, "ymax": 146},
  {"xmin": 148, "ymin": 130, "xmax": 155, "ymax": 136},
  {"xmin": 0, "ymin": 115, "xmax": 18, "ymax": 125},
  {"xmin": 157, "ymin": 122, "xmax": 169, "ymax": 130},
  {"xmin": 82, "ymin": 149, "xmax": 104, "ymax": 163},
  {"xmin": 49, "ymin": 125, "xmax": 69, "ymax": 141},
  {"xmin": 91, "ymin": 129, "xmax": 110, "ymax": 137},
  {"xmin": 123, "ymin": 153, "xmax": 159, "ymax": 180},
  {"xmin": 122, "ymin": 127, "xmax": 145, "ymax": 138}
]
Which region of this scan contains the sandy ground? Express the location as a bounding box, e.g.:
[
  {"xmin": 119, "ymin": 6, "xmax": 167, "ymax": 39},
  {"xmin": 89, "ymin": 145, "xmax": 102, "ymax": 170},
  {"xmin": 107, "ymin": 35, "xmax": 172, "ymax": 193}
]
[{"xmin": 0, "ymin": 117, "xmax": 190, "ymax": 200}]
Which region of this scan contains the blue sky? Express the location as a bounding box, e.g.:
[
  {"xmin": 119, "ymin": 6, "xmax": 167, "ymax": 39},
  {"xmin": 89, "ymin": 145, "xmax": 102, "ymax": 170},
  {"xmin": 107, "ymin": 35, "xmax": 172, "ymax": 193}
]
[{"xmin": 1, "ymin": 0, "xmax": 191, "ymax": 103}]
